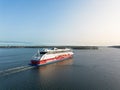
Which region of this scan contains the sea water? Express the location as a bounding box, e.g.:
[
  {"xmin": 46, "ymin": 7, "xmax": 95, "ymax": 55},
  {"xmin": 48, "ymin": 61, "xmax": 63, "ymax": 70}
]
[{"xmin": 0, "ymin": 47, "xmax": 120, "ymax": 90}]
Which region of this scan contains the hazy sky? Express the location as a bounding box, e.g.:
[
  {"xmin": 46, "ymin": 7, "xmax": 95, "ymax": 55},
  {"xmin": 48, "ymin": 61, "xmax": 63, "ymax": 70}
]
[{"xmin": 0, "ymin": 0, "xmax": 120, "ymax": 46}]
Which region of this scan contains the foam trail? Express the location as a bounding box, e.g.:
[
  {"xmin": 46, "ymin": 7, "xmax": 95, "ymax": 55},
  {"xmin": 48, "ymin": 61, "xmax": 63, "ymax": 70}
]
[{"xmin": 0, "ymin": 65, "xmax": 35, "ymax": 77}]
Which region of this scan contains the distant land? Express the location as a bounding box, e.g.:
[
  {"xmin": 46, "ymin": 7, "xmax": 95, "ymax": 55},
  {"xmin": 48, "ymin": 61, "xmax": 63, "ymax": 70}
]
[
  {"xmin": 109, "ymin": 45, "xmax": 120, "ymax": 49},
  {"xmin": 0, "ymin": 46, "xmax": 98, "ymax": 50}
]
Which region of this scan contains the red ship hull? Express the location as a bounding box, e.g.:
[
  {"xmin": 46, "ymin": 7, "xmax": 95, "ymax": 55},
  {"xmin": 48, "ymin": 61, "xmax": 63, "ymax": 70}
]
[{"xmin": 31, "ymin": 54, "xmax": 73, "ymax": 66}]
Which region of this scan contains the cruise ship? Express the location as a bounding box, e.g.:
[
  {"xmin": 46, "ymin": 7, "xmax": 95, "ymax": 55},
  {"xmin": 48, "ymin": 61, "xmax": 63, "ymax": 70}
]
[{"xmin": 30, "ymin": 48, "xmax": 74, "ymax": 66}]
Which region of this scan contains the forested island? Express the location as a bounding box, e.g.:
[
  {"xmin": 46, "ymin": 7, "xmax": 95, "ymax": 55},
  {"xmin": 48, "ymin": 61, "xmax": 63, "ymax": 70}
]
[
  {"xmin": 109, "ymin": 46, "xmax": 120, "ymax": 49},
  {"xmin": 0, "ymin": 46, "xmax": 98, "ymax": 50}
]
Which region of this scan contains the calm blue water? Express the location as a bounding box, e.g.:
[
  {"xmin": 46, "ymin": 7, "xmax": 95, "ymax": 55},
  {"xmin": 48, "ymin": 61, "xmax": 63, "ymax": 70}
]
[{"xmin": 0, "ymin": 47, "xmax": 120, "ymax": 90}]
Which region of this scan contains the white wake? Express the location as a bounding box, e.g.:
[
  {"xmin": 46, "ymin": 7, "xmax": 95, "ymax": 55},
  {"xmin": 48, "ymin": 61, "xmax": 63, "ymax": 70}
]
[{"xmin": 0, "ymin": 65, "xmax": 35, "ymax": 77}]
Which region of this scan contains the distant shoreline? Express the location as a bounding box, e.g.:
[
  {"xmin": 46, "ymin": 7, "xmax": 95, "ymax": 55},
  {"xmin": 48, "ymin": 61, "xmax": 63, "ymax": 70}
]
[
  {"xmin": 0, "ymin": 46, "xmax": 98, "ymax": 49},
  {"xmin": 109, "ymin": 46, "xmax": 120, "ymax": 49}
]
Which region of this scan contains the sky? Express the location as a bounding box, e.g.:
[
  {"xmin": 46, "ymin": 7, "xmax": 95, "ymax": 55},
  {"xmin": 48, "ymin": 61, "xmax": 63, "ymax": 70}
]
[{"xmin": 0, "ymin": 0, "xmax": 120, "ymax": 46}]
